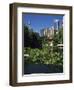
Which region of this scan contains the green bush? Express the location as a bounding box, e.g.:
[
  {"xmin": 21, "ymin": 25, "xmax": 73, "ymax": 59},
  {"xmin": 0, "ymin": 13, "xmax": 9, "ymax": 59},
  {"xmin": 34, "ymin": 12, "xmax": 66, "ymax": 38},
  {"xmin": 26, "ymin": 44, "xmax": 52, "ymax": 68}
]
[
  {"xmin": 24, "ymin": 45, "xmax": 63, "ymax": 65},
  {"xmin": 24, "ymin": 28, "xmax": 63, "ymax": 65}
]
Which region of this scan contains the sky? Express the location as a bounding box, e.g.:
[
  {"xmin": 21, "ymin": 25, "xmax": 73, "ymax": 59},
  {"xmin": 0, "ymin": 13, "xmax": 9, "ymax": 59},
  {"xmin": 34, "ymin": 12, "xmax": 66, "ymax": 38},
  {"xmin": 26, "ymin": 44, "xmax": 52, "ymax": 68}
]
[{"xmin": 22, "ymin": 13, "xmax": 63, "ymax": 33}]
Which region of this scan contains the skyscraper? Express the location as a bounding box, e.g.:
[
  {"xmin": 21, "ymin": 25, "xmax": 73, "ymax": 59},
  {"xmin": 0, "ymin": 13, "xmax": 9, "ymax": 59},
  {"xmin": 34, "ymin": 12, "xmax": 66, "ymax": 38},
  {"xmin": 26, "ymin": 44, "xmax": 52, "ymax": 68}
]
[
  {"xmin": 54, "ymin": 19, "xmax": 63, "ymax": 31},
  {"xmin": 27, "ymin": 20, "xmax": 31, "ymax": 30},
  {"xmin": 27, "ymin": 20, "xmax": 33, "ymax": 32},
  {"xmin": 54, "ymin": 19, "xmax": 59, "ymax": 30},
  {"xmin": 40, "ymin": 26, "xmax": 54, "ymax": 40}
]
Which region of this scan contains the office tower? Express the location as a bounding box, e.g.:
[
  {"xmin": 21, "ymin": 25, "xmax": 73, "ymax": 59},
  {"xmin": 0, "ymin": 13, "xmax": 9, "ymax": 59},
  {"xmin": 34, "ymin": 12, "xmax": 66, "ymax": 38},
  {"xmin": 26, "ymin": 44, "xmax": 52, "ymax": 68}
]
[
  {"xmin": 54, "ymin": 19, "xmax": 59, "ymax": 30},
  {"xmin": 27, "ymin": 20, "xmax": 31, "ymax": 30},
  {"xmin": 40, "ymin": 26, "xmax": 54, "ymax": 40},
  {"xmin": 54, "ymin": 19, "xmax": 63, "ymax": 31}
]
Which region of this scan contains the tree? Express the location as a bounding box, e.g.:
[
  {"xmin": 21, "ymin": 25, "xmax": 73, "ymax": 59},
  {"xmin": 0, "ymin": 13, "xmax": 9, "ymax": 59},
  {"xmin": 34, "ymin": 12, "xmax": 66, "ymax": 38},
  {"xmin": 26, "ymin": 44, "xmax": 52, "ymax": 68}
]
[
  {"xmin": 53, "ymin": 28, "xmax": 63, "ymax": 46},
  {"xmin": 24, "ymin": 25, "xmax": 31, "ymax": 47},
  {"xmin": 24, "ymin": 25, "xmax": 42, "ymax": 48},
  {"xmin": 58, "ymin": 28, "xmax": 63, "ymax": 44}
]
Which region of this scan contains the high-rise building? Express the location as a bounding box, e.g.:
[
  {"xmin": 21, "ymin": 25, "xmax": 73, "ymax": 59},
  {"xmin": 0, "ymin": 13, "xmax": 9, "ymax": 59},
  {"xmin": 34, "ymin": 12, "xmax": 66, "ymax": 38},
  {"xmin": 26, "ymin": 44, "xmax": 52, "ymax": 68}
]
[
  {"xmin": 27, "ymin": 20, "xmax": 33, "ymax": 32},
  {"xmin": 54, "ymin": 19, "xmax": 59, "ymax": 30},
  {"xmin": 40, "ymin": 19, "xmax": 63, "ymax": 41},
  {"xmin": 27, "ymin": 20, "xmax": 31, "ymax": 30},
  {"xmin": 54, "ymin": 19, "xmax": 63, "ymax": 31},
  {"xmin": 40, "ymin": 26, "xmax": 54, "ymax": 40}
]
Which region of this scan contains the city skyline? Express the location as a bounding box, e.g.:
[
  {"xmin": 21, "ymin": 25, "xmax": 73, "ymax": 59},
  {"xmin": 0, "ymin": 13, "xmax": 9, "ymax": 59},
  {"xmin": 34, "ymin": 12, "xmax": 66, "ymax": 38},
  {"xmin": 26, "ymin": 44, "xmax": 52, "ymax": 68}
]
[{"xmin": 22, "ymin": 13, "xmax": 64, "ymax": 33}]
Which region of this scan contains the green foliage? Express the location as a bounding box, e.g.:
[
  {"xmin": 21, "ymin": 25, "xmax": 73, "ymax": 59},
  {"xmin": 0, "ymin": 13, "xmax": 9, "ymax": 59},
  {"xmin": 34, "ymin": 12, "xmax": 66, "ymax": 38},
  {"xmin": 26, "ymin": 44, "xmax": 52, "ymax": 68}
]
[
  {"xmin": 24, "ymin": 25, "xmax": 42, "ymax": 48},
  {"xmin": 24, "ymin": 46, "xmax": 63, "ymax": 65},
  {"xmin": 58, "ymin": 28, "xmax": 63, "ymax": 44},
  {"xmin": 53, "ymin": 28, "xmax": 63, "ymax": 46},
  {"xmin": 24, "ymin": 26, "xmax": 63, "ymax": 65}
]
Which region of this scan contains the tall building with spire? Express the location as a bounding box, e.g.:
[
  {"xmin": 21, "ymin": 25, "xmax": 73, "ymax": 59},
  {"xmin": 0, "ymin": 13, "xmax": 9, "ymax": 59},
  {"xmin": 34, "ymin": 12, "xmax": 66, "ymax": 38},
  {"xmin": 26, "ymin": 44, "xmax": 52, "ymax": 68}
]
[
  {"xmin": 27, "ymin": 20, "xmax": 31, "ymax": 30},
  {"xmin": 27, "ymin": 20, "xmax": 33, "ymax": 32}
]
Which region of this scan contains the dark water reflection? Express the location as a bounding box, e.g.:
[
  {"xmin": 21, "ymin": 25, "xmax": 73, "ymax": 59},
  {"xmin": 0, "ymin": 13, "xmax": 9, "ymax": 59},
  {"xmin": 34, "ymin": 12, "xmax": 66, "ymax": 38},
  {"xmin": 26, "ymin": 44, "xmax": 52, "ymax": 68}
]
[{"xmin": 24, "ymin": 64, "xmax": 63, "ymax": 74}]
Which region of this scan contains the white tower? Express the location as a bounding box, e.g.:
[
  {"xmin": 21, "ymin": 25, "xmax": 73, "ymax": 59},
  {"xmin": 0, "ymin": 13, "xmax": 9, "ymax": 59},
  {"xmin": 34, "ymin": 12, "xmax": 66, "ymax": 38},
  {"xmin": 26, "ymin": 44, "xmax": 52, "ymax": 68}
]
[
  {"xmin": 27, "ymin": 20, "xmax": 31, "ymax": 30},
  {"xmin": 54, "ymin": 19, "xmax": 59, "ymax": 30}
]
